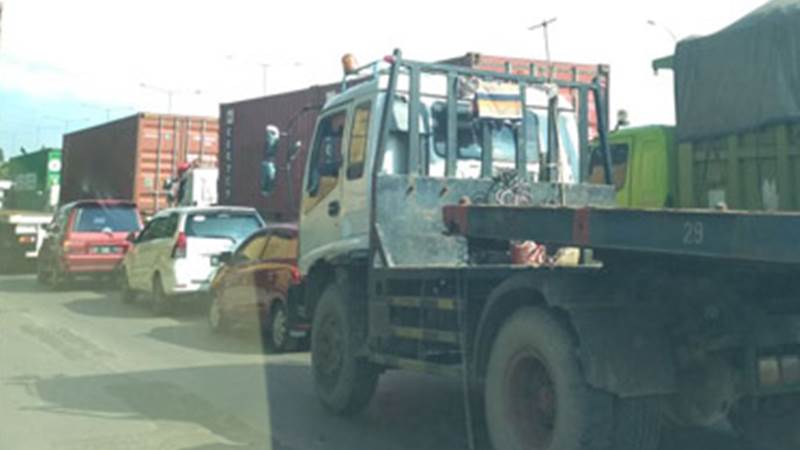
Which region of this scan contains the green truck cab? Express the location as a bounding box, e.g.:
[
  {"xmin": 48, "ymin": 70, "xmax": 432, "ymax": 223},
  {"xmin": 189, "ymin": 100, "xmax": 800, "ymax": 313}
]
[{"xmin": 589, "ymin": 125, "xmax": 677, "ymax": 208}]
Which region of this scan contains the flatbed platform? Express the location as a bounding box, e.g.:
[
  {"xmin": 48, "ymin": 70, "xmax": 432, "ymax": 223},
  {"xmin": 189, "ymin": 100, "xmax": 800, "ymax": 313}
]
[{"xmin": 443, "ymin": 204, "xmax": 800, "ymax": 266}]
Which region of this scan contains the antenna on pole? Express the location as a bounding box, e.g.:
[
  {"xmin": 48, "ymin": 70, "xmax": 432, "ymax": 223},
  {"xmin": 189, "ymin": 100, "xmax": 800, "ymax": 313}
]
[{"xmin": 529, "ymin": 17, "xmax": 558, "ymax": 80}]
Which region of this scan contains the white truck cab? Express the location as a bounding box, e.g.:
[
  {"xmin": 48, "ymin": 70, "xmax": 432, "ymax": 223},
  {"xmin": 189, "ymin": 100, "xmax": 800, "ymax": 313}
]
[{"xmin": 268, "ymin": 65, "xmax": 583, "ymax": 276}]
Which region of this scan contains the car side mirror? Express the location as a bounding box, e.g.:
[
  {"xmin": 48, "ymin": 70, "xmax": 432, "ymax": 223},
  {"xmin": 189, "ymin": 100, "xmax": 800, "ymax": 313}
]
[
  {"xmin": 218, "ymin": 251, "xmax": 233, "ymax": 265},
  {"xmin": 265, "ymin": 125, "xmax": 281, "ymax": 157},
  {"xmin": 126, "ymin": 231, "xmax": 138, "ymax": 243}
]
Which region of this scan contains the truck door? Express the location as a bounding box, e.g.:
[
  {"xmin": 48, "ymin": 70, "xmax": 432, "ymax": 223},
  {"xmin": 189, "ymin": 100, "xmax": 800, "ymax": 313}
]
[
  {"xmin": 299, "ymin": 107, "xmax": 349, "ymax": 265},
  {"xmin": 339, "ymin": 100, "xmax": 374, "ymax": 247}
]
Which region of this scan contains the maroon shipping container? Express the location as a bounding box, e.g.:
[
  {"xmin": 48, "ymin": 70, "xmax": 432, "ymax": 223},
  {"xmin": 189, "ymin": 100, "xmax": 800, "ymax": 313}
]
[
  {"xmin": 220, "ymin": 53, "xmax": 609, "ymax": 222},
  {"xmin": 219, "ymin": 84, "xmax": 339, "ymax": 222},
  {"xmin": 441, "ymin": 53, "xmax": 610, "ymax": 139},
  {"xmin": 61, "ymin": 113, "xmax": 219, "ymax": 215}
]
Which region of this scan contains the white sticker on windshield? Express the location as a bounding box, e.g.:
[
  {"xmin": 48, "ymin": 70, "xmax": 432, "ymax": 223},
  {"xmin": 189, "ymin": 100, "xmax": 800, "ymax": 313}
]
[{"xmin": 193, "ymin": 215, "xmax": 207, "ymax": 222}]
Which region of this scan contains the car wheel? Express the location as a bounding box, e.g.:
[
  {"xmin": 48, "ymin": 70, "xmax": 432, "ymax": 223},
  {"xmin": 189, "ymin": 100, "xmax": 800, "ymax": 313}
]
[
  {"xmin": 49, "ymin": 265, "xmax": 71, "ymax": 290},
  {"xmin": 268, "ymin": 302, "xmax": 295, "ymax": 353},
  {"xmin": 119, "ymin": 270, "xmax": 137, "ymax": 304},
  {"xmin": 484, "ymin": 306, "xmax": 661, "ymax": 450},
  {"xmin": 311, "ymin": 281, "xmax": 379, "ymax": 415},
  {"xmin": 150, "ymin": 275, "xmax": 172, "ymax": 316},
  {"xmin": 36, "ymin": 260, "xmax": 50, "ymax": 285},
  {"xmin": 208, "ymin": 292, "xmax": 230, "ymax": 333}
]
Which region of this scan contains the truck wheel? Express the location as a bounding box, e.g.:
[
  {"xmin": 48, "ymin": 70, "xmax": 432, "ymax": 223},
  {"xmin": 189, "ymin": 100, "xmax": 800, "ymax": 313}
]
[
  {"xmin": 311, "ymin": 282, "xmax": 379, "ymax": 416},
  {"xmin": 730, "ymin": 395, "xmax": 800, "ymax": 450},
  {"xmin": 484, "ymin": 307, "xmax": 661, "ymax": 450},
  {"xmin": 119, "ymin": 270, "xmax": 137, "ymax": 304},
  {"xmin": 150, "ymin": 275, "xmax": 172, "ymax": 316},
  {"xmin": 268, "ymin": 302, "xmax": 295, "ymax": 353}
]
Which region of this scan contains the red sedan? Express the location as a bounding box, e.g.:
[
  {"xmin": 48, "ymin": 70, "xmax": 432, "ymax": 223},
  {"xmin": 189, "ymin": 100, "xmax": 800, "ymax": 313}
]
[{"xmin": 208, "ymin": 224, "xmax": 308, "ymax": 352}]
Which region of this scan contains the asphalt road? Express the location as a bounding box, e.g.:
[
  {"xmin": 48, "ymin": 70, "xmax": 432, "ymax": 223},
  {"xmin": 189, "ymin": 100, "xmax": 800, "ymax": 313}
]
[{"xmin": 0, "ymin": 274, "xmax": 749, "ymax": 450}]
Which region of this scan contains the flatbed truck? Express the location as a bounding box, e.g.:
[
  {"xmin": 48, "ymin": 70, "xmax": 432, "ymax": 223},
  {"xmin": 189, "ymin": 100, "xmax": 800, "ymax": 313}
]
[{"xmin": 276, "ymin": 51, "xmax": 799, "ymax": 450}]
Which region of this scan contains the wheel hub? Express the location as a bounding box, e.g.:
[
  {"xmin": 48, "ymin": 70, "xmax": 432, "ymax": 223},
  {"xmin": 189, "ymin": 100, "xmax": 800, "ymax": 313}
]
[{"xmin": 505, "ymin": 351, "xmax": 556, "ymax": 449}]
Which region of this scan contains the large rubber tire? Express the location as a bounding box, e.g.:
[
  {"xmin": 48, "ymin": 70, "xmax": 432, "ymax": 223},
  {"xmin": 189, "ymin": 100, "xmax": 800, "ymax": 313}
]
[
  {"xmin": 119, "ymin": 270, "xmax": 137, "ymax": 304},
  {"xmin": 484, "ymin": 307, "xmax": 661, "ymax": 450},
  {"xmin": 730, "ymin": 395, "xmax": 800, "ymax": 450},
  {"xmin": 268, "ymin": 301, "xmax": 295, "ymax": 353},
  {"xmin": 311, "ymin": 281, "xmax": 379, "ymax": 416},
  {"xmin": 150, "ymin": 275, "xmax": 172, "ymax": 316}
]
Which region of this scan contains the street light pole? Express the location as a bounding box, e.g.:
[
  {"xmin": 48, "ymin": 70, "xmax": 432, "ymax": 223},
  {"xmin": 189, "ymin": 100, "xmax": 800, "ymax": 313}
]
[
  {"xmin": 647, "ymin": 20, "xmax": 678, "ymax": 43},
  {"xmin": 259, "ymin": 63, "xmax": 270, "ymax": 96}
]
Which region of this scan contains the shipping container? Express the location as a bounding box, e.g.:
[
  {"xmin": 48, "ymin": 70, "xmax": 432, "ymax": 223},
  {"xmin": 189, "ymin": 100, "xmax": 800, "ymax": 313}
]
[
  {"xmin": 441, "ymin": 53, "xmax": 610, "ymax": 139},
  {"xmin": 61, "ymin": 113, "xmax": 219, "ymax": 215},
  {"xmin": 219, "ymin": 84, "xmax": 339, "ymax": 221},
  {"xmin": 3, "ymin": 148, "xmax": 62, "ymax": 212},
  {"xmin": 220, "ymin": 53, "xmax": 609, "ymax": 222}
]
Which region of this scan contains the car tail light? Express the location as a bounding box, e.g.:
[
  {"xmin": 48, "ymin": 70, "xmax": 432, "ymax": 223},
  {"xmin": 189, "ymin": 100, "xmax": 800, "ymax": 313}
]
[
  {"xmin": 290, "ymin": 266, "xmax": 302, "ymax": 285},
  {"xmin": 18, "ymin": 235, "xmax": 36, "ymax": 245},
  {"xmin": 171, "ymin": 232, "xmax": 187, "ymax": 259},
  {"xmin": 63, "ymin": 241, "xmax": 86, "ymax": 254}
]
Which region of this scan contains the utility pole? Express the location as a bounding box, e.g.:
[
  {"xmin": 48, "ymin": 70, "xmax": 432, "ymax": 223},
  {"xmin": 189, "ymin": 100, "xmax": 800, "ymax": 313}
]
[{"xmin": 529, "ymin": 17, "xmax": 558, "ymax": 79}]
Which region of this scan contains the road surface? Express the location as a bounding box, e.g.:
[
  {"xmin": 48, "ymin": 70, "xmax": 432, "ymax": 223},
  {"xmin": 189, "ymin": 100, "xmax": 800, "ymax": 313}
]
[{"xmin": 0, "ymin": 274, "xmax": 748, "ymax": 450}]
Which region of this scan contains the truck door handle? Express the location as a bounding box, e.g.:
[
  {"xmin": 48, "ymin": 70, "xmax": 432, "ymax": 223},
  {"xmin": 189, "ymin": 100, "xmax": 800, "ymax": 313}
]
[{"xmin": 328, "ymin": 201, "xmax": 340, "ymax": 217}]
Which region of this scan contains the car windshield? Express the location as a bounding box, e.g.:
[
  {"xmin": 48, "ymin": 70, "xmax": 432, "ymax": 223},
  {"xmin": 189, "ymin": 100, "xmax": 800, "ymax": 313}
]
[
  {"xmin": 185, "ymin": 212, "xmax": 262, "ymax": 243},
  {"xmin": 72, "ymin": 205, "xmax": 140, "ymax": 232}
]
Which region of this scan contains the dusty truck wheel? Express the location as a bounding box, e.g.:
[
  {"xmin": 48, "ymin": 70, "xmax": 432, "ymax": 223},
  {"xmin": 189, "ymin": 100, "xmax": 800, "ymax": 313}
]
[
  {"xmin": 311, "ymin": 281, "xmax": 379, "ymax": 416},
  {"xmin": 730, "ymin": 395, "xmax": 800, "ymax": 450},
  {"xmin": 484, "ymin": 307, "xmax": 661, "ymax": 450}
]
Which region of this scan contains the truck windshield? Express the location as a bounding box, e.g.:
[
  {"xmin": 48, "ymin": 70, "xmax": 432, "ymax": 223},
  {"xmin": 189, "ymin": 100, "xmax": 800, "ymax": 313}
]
[
  {"xmin": 72, "ymin": 205, "xmax": 140, "ymax": 232},
  {"xmin": 185, "ymin": 212, "xmax": 263, "ymax": 244}
]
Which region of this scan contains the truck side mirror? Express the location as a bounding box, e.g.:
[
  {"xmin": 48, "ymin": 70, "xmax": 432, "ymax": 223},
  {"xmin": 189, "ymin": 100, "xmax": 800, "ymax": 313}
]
[
  {"xmin": 288, "ymin": 140, "xmax": 302, "ymax": 161},
  {"xmin": 260, "ymin": 160, "xmax": 277, "ymax": 194},
  {"xmin": 265, "ymin": 125, "xmax": 281, "ymax": 157}
]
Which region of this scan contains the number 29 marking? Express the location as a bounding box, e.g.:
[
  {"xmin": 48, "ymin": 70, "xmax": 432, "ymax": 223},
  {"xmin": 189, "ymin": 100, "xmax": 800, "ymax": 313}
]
[{"xmin": 683, "ymin": 222, "xmax": 704, "ymax": 245}]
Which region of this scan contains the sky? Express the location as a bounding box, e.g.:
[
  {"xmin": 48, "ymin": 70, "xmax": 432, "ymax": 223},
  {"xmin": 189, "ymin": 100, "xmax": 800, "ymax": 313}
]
[{"xmin": 0, "ymin": 0, "xmax": 768, "ymax": 159}]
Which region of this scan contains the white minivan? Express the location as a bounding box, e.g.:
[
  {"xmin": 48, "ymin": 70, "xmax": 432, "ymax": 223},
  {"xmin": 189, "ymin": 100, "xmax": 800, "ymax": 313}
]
[{"xmin": 119, "ymin": 206, "xmax": 265, "ymax": 314}]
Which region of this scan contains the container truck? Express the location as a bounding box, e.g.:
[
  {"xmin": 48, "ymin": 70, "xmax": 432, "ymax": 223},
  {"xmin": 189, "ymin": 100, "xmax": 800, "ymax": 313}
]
[
  {"xmin": 60, "ymin": 113, "xmax": 219, "ymax": 216},
  {"xmin": 269, "ymin": 50, "xmax": 800, "ymax": 450},
  {"xmin": 0, "ymin": 148, "xmax": 61, "ymax": 272}
]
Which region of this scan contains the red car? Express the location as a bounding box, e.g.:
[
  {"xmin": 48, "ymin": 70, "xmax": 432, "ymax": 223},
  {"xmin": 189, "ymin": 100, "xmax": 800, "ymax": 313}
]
[
  {"xmin": 208, "ymin": 224, "xmax": 308, "ymax": 352},
  {"xmin": 37, "ymin": 200, "xmax": 143, "ymax": 287}
]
